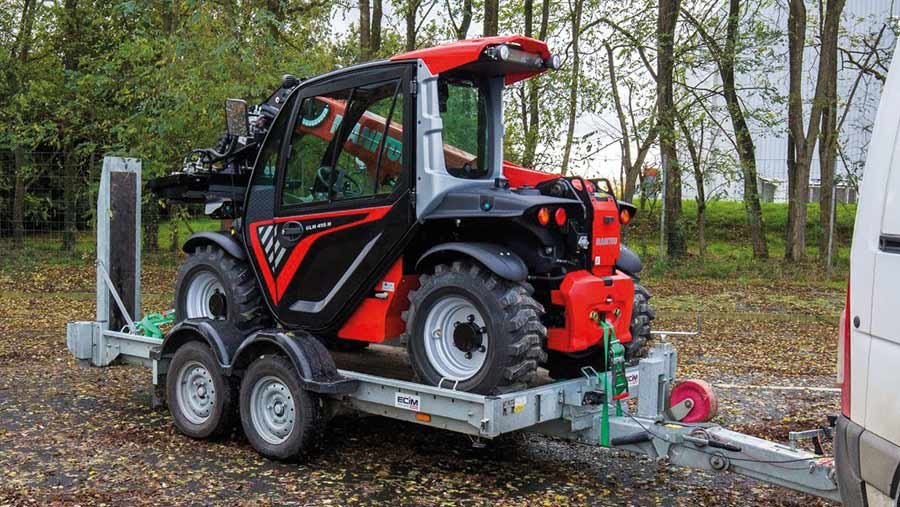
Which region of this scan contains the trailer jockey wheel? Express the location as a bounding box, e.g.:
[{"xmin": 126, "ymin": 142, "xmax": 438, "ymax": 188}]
[
  {"xmin": 239, "ymin": 355, "xmax": 326, "ymax": 461},
  {"xmin": 166, "ymin": 341, "xmax": 236, "ymax": 439},
  {"xmin": 668, "ymin": 379, "xmax": 718, "ymax": 423}
]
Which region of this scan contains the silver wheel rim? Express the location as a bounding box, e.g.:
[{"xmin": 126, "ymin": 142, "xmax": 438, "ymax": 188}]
[
  {"xmin": 423, "ymin": 295, "xmax": 489, "ymax": 381},
  {"xmin": 176, "ymin": 360, "xmax": 217, "ymax": 425},
  {"xmin": 185, "ymin": 271, "xmax": 226, "ymax": 319},
  {"xmin": 250, "ymin": 375, "xmax": 295, "ymax": 445}
]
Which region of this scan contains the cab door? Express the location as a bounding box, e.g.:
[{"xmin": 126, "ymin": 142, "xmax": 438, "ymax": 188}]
[{"xmin": 243, "ymin": 63, "xmax": 416, "ymax": 332}]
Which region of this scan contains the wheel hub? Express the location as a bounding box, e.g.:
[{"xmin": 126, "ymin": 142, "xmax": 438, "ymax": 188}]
[
  {"xmin": 185, "ymin": 271, "xmax": 227, "ymax": 320},
  {"xmin": 452, "ymin": 317, "xmax": 485, "ymax": 355},
  {"xmin": 250, "ymin": 376, "xmax": 296, "ymax": 445},
  {"xmin": 423, "ymin": 296, "xmax": 489, "ymax": 381},
  {"xmin": 176, "ymin": 361, "xmax": 216, "ymax": 425}
]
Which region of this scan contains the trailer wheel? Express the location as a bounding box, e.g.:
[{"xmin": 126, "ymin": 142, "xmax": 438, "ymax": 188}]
[
  {"xmin": 174, "ymin": 245, "xmax": 270, "ymax": 331},
  {"xmin": 166, "ymin": 341, "xmax": 235, "ymax": 439},
  {"xmin": 239, "ymin": 355, "xmax": 325, "ymax": 461},
  {"xmin": 404, "ymin": 261, "xmax": 547, "ymax": 394}
]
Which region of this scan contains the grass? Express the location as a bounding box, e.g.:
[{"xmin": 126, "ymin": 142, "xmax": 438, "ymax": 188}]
[{"xmin": 0, "ymin": 201, "xmax": 853, "ymax": 286}]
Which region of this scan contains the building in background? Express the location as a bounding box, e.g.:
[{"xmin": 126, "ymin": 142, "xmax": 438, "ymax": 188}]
[{"xmin": 680, "ymin": 0, "xmax": 897, "ymax": 204}]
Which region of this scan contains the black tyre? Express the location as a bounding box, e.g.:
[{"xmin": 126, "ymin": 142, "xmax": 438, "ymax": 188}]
[
  {"xmin": 174, "ymin": 244, "xmax": 270, "ymax": 330},
  {"xmin": 403, "ymin": 261, "xmax": 547, "ymax": 394},
  {"xmin": 166, "ymin": 341, "xmax": 236, "ymax": 439},
  {"xmin": 625, "ymin": 283, "xmax": 656, "ymax": 362},
  {"xmin": 239, "ymin": 355, "xmax": 326, "ymax": 461}
]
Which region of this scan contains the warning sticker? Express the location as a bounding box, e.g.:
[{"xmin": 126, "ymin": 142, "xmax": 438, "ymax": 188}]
[
  {"xmin": 502, "ymin": 396, "xmax": 528, "ymax": 416},
  {"xmin": 514, "ymin": 396, "xmax": 527, "ymax": 413},
  {"xmin": 381, "ymin": 281, "xmax": 396, "ymax": 292},
  {"xmin": 394, "ymin": 392, "xmax": 420, "ymax": 412}
]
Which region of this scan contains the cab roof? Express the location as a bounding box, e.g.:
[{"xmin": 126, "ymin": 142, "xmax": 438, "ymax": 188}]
[{"xmin": 390, "ymin": 35, "xmax": 552, "ymax": 85}]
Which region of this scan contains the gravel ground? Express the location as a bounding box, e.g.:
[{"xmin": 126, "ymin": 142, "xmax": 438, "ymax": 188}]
[{"xmin": 0, "ymin": 262, "xmax": 843, "ymax": 506}]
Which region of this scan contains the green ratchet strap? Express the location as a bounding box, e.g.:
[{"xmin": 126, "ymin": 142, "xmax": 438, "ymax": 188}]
[
  {"xmin": 599, "ymin": 321, "xmax": 629, "ymax": 447},
  {"xmin": 134, "ymin": 309, "xmax": 176, "ymax": 339}
]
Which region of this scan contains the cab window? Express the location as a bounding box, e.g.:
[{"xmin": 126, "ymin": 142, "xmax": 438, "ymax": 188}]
[
  {"xmin": 281, "ymin": 79, "xmax": 404, "ymax": 206},
  {"xmin": 438, "ymin": 76, "xmax": 490, "ymax": 180}
]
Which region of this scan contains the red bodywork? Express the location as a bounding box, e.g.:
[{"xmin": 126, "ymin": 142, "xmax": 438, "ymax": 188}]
[{"xmin": 390, "ymin": 35, "xmax": 551, "ymax": 85}]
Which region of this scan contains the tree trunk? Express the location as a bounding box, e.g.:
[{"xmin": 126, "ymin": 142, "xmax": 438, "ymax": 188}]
[
  {"xmin": 521, "ymin": 0, "xmax": 549, "ymax": 168},
  {"xmin": 560, "ymin": 0, "xmax": 583, "ymax": 175},
  {"xmin": 786, "ymin": 0, "xmax": 845, "ymax": 261},
  {"xmin": 371, "ymin": 0, "xmax": 382, "ymax": 54},
  {"xmin": 658, "ymin": 0, "xmax": 684, "ymax": 258},
  {"xmin": 720, "ymin": 0, "xmax": 767, "ymax": 258},
  {"xmin": 818, "ymin": 2, "xmax": 841, "ymax": 262},
  {"xmin": 60, "ymin": 0, "xmax": 80, "ymax": 253},
  {"xmin": 405, "ymin": 1, "xmax": 417, "ymax": 51},
  {"xmin": 484, "ymin": 0, "xmax": 499, "ymax": 36},
  {"xmin": 359, "ymin": 0, "xmax": 371, "ymax": 61}
]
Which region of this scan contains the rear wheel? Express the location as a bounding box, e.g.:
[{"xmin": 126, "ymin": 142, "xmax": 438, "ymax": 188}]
[
  {"xmin": 166, "ymin": 341, "xmax": 235, "ymax": 439},
  {"xmin": 625, "ymin": 283, "xmax": 656, "ymax": 362},
  {"xmin": 404, "ymin": 261, "xmax": 547, "ymax": 394},
  {"xmin": 239, "ymin": 355, "xmax": 325, "ymax": 461},
  {"xmin": 174, "ymin": 244, "xmax": 271, "ymax": 330}
]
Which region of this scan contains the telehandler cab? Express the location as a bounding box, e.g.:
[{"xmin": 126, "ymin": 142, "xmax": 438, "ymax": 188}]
[{"xmin": 155, "ymin": 36, "xmax": 655, "ymax": 395}]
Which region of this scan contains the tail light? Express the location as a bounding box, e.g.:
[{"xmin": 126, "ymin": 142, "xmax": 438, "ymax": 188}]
[
  {"xmin": 554, "ymin": 208, "xmax": 567, "ymax": 226},
  {"xmin": 619, "ymin": 209, "xmax": 632, "ymax": 225},
  {"xmin": 837, "ymin": 280, "xmax": 851, "ymax": 416},
  {"xmin": 537, "ymin": 207, "xmax": 551, "ymax": 226}
]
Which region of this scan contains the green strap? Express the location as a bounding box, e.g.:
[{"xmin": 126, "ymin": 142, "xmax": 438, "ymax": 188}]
[{"xmin": 599, "ymin": 321, "xmax": 626, "ymax": 447}]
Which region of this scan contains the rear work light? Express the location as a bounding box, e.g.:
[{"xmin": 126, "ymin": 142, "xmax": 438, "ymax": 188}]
[
  {"xmin": 537, "ymin": 207, "xmax": 551, "ymax": 226},
  {"xmin": 554, "ymin": 208, "xmax": 567, "ymax": 226}
]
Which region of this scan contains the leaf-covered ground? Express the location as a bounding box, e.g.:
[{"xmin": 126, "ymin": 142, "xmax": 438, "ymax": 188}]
[{"xmin": 0, "ymin": 260, "xmax": 842, "ymax": 506}]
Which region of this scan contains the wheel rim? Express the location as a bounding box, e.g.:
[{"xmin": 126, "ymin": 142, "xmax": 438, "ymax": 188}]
[
  {"xmin": 249, "ymin": 375, "xmax": 296, "ymax": 445},
  {"xmin": 422, "ymin": 295, "xmax": 489, "ymax": 381},
  {"xmin": 185, "ymin": 271, "xmax": 226, "ymax": 320},
  {"xmin": 175, "ymin": 360, "xmax": 217, "ymax": 425}
]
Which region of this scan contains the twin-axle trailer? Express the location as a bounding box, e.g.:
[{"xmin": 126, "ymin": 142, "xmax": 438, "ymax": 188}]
[{"xmin": 66, "ymin": 158, "xmax": 840, "ymax": 502}]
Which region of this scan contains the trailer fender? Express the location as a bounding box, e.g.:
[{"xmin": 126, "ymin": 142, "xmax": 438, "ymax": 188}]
[
  {"xmin": 154, "ymin": 319, "xmax": 246, "ymax": 369},
  {"xmin": 416, "ymin": 242, "xmax": 528, "ymax": 282},
  {"xmin": 228, "ymin": 330, "xmax": 357, "ymax": 395},
  {"xmin": 182, "ymin": 231, "xmax": 246, "ymax": 260}
]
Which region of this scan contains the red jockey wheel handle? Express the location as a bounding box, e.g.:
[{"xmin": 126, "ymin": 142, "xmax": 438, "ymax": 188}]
[{"xmin": 669, "ymin": 379, "xmax": 718, "ymax": 423}]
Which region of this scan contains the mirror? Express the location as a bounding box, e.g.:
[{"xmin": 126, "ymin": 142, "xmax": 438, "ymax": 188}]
[{"xmin": 225, "ymin": 99, "xmax": 250, "ymax": 137}]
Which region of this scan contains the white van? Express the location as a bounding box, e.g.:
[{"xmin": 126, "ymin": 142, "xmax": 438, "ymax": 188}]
[{"xmin": 836, "ymin": 43, "xmax": 900, "ymax": 507}]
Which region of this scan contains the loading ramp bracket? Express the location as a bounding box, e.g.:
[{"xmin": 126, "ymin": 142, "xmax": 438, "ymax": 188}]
[{"xmin": 65, "ymin": 156, "xmax": 840, "ymax": 503}]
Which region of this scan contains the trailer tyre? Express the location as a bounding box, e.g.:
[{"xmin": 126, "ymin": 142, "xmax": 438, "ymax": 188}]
[
  {"xmin": 166, "ymin": 341, "xmax": 236, "ymax": 439},
  {"xmin": 239, "ymin": 355, "xmax": 325, "ymax": 461},
  {"xmin": 174, "ymin": 245, "xmax": 270, "ymax": 331},
  {"xmin": 404, "ymin": 261, "xmax": 547, "ymax": 395}
]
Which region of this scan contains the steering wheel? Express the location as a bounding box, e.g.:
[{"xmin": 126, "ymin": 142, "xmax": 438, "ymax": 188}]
[{"xmin": 316, "ymin": 166, "xmax": 364, "ymax": 197}]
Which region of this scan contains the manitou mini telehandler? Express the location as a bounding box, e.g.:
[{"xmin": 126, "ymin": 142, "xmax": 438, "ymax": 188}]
[
  {"xmin": 151, "ymin": 35, "xmax": 655, "ymax": 396},
  {"xmin": 66, "ymin": 39, "xmax": 841, "ymax": 499}
]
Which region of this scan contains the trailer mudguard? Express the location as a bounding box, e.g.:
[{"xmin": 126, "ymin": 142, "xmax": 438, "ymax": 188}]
[
  {"xmin": 155, "ymin": 319, "xmax": 247, "ymax": 368},
  {"xmin": 182, "ymin": 231, "xmax": 246, "ymax": 260},
  {"xmin": 616, "ymin": 244, "xmax": 642, "ymax": 276},
  {"xmin": 228, "ymin": 329, "xmax": 358, "ymax": 395},
  {"xmin": 416, "ymin": 242, "xmax": 528, "ymax": 282}
]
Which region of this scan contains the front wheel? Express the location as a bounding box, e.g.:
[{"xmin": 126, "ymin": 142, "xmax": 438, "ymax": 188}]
[
  {"xmin": 404, "ymin": 261, "xmax": 547, "ymax": 394},
  {"xmin": 174, "ymin": 244, "xmax": 271, "ymax": 330}
]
